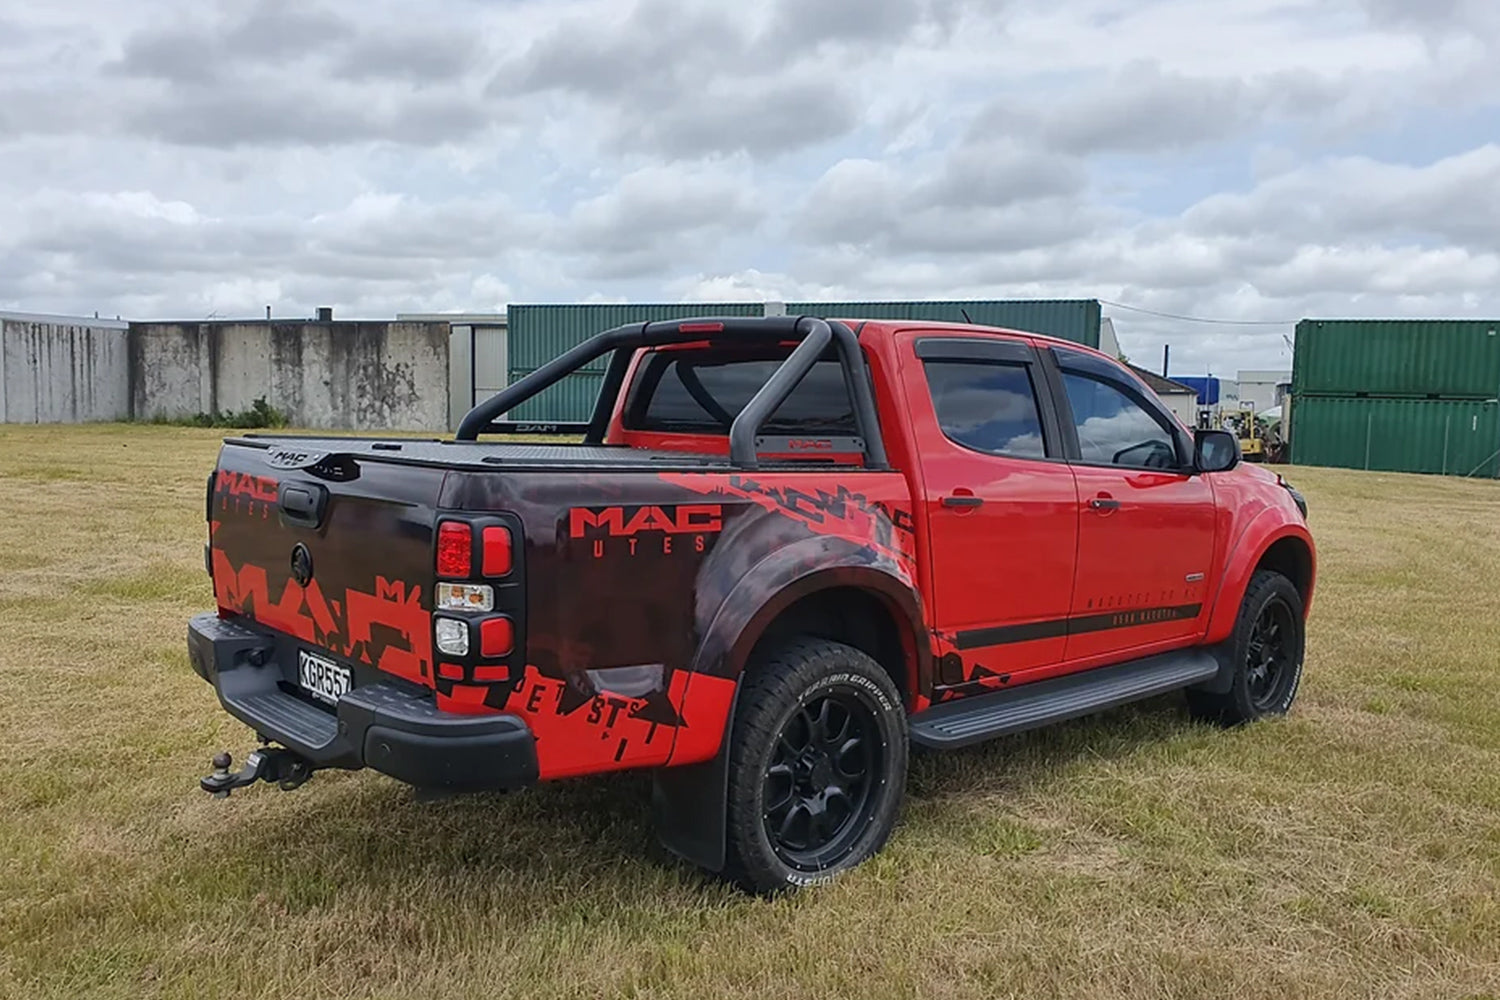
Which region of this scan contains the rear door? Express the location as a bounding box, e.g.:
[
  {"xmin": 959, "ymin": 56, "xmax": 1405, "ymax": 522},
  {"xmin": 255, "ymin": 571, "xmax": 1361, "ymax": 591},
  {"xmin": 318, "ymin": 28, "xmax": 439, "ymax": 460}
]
[
  {"xmin": 897, "ymin": 332, "xmax": 1080, "ymax": 690},
  {"xmin": 209, "ymin": 441, "xmax": 444, "ymax": 690},
  {"xmin": 1043, "ymin": 347, "xmax": 1217, "ymax": 661}
]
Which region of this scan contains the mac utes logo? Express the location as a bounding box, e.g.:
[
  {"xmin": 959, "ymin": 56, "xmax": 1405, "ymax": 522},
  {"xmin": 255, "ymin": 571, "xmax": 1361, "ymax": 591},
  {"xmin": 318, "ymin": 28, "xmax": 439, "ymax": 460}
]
[{"xmin": 568, "ymin": 504, "xmax": 722, "ymax": 558}]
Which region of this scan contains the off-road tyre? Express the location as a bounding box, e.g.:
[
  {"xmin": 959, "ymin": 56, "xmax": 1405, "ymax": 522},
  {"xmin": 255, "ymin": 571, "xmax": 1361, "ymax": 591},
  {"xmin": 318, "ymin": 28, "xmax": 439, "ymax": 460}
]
[
  {"xmin": 722, "ymin": 638, "xmax": 908, "ymax": 894},
  {"xmin": 1188, "ymin": 570, "xmax": 1305, "ymax": 726}
]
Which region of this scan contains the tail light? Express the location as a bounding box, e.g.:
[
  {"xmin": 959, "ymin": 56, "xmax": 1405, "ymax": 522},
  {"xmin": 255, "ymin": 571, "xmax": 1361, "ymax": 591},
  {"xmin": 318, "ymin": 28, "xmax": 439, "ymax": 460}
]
[
  {"xmin": 436, "ymin": 521, "xmax": 472, "ymax": 576},
  {"xmin": 481, "ymin": 526, "xmax": 513, "ymax": 576},
  {"xmin": 480, "ymin": 616, "xmax": 514, "ymax": 657}
]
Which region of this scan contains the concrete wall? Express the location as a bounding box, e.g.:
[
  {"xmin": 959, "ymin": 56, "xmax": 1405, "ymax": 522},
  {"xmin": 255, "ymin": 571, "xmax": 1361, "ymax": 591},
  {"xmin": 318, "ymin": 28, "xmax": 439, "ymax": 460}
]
[
  {"xmin": 1, "ymin": 313, "xmax": 130, "ymax": 422},
  {"xmin": 129, "ymin": 320, "xmax": 450, "ymax": 430}
]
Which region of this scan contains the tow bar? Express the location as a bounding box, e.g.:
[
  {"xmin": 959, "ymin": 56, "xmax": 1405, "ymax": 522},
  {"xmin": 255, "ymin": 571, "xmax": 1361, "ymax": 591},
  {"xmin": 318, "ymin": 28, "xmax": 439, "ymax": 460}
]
[{"xmin": 200, "ymin": 747, "xmax": 315, "ymax": 797}]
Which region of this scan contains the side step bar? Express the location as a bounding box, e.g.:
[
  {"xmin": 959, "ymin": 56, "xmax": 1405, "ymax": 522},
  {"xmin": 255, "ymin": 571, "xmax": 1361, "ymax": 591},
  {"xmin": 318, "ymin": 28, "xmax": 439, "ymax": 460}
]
[{"xmin": 909, "ymin": 650, "xmax": 1219, "ymax": 750}]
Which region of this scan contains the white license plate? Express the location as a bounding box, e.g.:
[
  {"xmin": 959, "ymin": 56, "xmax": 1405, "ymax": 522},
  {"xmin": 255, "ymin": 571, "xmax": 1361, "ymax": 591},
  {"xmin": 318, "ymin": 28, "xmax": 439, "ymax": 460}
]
[{"xmin": 297, "ymin": 650, "xmax": 351, "ymax": 705}]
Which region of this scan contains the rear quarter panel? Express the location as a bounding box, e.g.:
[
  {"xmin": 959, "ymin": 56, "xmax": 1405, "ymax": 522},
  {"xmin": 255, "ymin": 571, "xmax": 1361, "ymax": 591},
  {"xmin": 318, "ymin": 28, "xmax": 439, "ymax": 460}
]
[{"xmin": 440, "ymin": 468, "xmax": 919, "ymax": 779}]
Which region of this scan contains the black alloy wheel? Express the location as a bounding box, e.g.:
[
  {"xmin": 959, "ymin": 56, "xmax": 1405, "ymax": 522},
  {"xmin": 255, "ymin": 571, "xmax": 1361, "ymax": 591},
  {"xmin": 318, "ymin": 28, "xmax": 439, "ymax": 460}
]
[
  {"xmin": 762, "ymin": 692, "xmax": 884, "ymax": 870},
  {"xmin": 721, "ymin": 638, "xmax": 908, "ymax": 893},
  {"xmin": 1245, "ymin": 596, "xmax": 1296, "ymax": 711},
  {"xmin": 1186, "ymin": 569, "xmax": 1306, "ymax": 726}
]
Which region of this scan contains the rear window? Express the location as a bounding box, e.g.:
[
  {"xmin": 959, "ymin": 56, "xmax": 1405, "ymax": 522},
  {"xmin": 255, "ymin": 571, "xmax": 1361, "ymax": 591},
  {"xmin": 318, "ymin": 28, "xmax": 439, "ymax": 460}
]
[{"xmin": 623, "ymin": 350, "xmax": 857, "ymax": 435}]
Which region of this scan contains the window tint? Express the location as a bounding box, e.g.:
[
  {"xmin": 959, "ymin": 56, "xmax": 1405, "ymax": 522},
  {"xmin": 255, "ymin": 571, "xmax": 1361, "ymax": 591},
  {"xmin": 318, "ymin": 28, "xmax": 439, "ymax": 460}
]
[
  {"xmin": 924, "ymin": 360, "xmax": 1047, "ymax": 458},
  {"xmin": 1061, "ymin": 373, "xmax": 1179, "ymax": 469},
  {"xmin": 627, "ymin": 353, "xmax": 856, "ymax": 434}
]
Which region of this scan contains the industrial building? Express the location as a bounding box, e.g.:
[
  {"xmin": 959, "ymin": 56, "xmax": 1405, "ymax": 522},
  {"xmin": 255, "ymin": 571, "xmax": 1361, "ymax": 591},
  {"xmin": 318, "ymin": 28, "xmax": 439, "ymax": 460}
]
[
  {"xmin": 1290, "ymin": 319, "xmax": 1500, "ymax": 477},
  {"xmin": 1127, "ymin": 365, "xmax": 1200, "ymax": 426},
  {"xmin": 489, "ymin": 299, "xmax": 1107, "ymax": 422}
]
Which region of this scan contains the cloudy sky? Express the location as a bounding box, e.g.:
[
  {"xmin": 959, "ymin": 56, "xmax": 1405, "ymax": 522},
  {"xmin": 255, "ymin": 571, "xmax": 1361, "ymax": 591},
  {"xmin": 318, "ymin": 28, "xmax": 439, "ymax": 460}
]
[{"xmin": 2, "ymin": 0, "xmax": 1498, "ymax": 374}]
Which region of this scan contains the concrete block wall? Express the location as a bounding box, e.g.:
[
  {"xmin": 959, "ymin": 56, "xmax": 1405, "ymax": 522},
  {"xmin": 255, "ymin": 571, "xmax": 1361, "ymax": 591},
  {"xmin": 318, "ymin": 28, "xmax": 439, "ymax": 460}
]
[
  {"xmin": 0, "ymin": 313, "xmax": 131, "ymax": 422},
  {"xmin": 128, "ymin": 320, "xmax": 450, "ymax": 430}
]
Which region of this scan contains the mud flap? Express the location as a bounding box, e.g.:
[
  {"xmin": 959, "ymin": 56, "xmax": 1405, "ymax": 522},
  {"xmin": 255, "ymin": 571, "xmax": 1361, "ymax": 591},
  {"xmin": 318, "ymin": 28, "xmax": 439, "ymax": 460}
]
[
  {"xmin": 1189, "ymin": 643, "xmax": 1237, "ymax": 695},
  {"xmin": 650, "ymin": 683, "xmax": 742, "ymax": 872}
]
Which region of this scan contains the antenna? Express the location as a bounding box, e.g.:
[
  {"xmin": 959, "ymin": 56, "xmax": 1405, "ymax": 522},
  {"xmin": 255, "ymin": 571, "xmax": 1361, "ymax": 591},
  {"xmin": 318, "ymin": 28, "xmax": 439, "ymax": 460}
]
[{"xmin": 960, "ymin": 308, "xmax": 973, "ymax": 324}]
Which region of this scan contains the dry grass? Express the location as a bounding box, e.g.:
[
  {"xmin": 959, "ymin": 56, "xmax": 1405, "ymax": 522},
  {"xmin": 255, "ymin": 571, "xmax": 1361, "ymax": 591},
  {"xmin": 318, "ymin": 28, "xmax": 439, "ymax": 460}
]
[{"xmin": 1, "ymin": 423, "xmax": 1499, "ymax": 1000}]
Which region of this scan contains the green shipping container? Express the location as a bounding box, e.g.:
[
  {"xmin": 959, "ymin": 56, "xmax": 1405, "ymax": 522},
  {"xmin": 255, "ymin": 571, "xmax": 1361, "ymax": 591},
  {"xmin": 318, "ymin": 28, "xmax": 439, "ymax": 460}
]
[
  {"xmin": 1293, "ymin": 319, "xmax": 1500, "ymax": 398},
  {"xmin": 1290, "ymin": 395, "xmax": 1500, "ymax": 477}
]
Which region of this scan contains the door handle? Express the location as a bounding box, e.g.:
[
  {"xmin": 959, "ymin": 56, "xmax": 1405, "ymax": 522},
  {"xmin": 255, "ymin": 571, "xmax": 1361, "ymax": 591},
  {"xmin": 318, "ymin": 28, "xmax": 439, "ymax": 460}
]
[
  {"xmin": 1088, "ymin": 497, "xmax": 1121, "ymax": 511},
  {"xmin": 942, "ymin": 495, "xmax": 984, "ymax": 508}
]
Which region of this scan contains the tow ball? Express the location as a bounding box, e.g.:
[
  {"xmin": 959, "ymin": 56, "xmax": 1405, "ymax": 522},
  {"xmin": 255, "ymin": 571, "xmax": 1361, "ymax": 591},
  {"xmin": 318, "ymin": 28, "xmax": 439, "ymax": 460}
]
[{"xmin": 200, "ymin": 747, "xmax": 315, "ymax": 797}]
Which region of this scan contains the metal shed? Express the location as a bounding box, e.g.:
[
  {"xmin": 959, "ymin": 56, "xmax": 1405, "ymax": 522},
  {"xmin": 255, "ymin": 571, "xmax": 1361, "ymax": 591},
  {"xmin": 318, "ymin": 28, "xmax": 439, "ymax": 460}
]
[{"xmin": 500, "ymin": 299, "xmax": 1103, "ymax": 422}]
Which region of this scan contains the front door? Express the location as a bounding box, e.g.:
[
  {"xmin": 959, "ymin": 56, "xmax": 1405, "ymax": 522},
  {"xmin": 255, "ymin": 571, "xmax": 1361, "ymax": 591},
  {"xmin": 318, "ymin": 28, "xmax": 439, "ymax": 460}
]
[
  {"xmin": 898, "ymin": 333, "xmax": 1080, "ymax": 691},
  {"xmin": 1047, "ymin": 347, "xmax": 1217, "ymax": 661}
]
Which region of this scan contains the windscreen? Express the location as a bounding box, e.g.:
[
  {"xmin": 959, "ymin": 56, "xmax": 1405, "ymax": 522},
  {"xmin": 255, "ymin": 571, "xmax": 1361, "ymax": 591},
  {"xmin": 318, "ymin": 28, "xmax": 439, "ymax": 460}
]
[{"xmin": 623, "ymin": 349, "xmax": 858, "ymax": 435}]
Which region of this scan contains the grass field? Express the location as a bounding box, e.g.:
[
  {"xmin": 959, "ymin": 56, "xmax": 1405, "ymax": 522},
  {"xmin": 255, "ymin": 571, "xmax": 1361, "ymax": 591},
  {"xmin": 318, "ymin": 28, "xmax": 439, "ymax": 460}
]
[{"xmin": 2, "ymin": 423, "xmax": 1498, "ymax": 1000}]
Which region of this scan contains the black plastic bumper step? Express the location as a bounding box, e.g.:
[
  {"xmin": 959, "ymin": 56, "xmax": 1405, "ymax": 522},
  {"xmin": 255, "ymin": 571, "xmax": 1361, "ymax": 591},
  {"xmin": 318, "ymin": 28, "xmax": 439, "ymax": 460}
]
[
  {"xmin": 910, "ymin": 649, "xmax": 1218, "ymax": 749},
  {"xmin": 230, "ymin": 690, "xmax": 339, "ymax": 750}
]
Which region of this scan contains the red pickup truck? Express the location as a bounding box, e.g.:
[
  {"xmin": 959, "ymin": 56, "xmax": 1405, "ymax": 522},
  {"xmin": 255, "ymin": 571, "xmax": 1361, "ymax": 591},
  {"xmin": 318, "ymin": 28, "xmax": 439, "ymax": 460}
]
[{"xmin": 190, "ymin": 316, "xmax": 1314, "ymax": 892}]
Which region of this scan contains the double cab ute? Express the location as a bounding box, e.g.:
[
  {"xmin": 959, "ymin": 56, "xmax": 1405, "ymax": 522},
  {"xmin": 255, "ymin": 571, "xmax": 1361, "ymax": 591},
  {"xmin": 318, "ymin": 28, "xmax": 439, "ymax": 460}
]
[{"xmin": 190, "ymin": 316, "xmax": 1315, "ymax": 891}]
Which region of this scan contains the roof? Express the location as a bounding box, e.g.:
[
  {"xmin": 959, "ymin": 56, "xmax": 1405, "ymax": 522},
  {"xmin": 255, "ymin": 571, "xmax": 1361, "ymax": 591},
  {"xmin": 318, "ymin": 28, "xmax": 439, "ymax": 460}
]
[
  {"xmin": 1128, "ymin": 363, "xmax": 1198, "ymax": 395},
  {"xmin": 0, "ymin": 310, "xmax": 129, "ymax": 329}
]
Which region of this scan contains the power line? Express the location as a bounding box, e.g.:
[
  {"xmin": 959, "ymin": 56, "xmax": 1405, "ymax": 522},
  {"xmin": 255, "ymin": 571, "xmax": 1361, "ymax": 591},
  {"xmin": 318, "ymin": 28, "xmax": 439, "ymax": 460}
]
[{"xmin": 1099, "ymin": 299, "xmax": 1296, "ymax": 327}]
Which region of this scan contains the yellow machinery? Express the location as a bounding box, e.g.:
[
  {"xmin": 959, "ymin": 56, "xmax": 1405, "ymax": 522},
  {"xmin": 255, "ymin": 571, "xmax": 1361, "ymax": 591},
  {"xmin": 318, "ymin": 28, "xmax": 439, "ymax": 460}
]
[{"xmin": 1234, "ymin": 403, "xmax": 1265, "ymax": 462}]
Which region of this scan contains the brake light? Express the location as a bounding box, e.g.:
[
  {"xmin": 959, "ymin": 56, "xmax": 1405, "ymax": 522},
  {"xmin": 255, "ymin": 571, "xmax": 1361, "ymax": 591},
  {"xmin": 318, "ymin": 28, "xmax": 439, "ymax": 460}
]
[
  {"xmin": 436, "ymin": 521, "xmax": 471, "ymax": 577},
  {"xmin": 678, "ymin": 322, "xmax": 724, "ymax": 333},
  {"xmin": 480, "ymin": 616, "xmax": 514, "ymax": 657},
  {"xmin": 482, "ymin": 526, "xmax": 513, "ymax": 576}
]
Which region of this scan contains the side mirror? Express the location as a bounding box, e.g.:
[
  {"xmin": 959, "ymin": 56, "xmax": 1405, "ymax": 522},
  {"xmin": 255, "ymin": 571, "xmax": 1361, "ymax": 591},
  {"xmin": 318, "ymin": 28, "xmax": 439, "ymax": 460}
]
[{"xmin": 1194, "ymin": 429, "xmax": 1240, "ymax": 473}]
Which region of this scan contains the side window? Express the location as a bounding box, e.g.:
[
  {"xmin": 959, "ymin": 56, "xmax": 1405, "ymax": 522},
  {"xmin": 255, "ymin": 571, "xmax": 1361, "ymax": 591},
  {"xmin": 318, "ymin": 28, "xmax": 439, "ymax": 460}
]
[
  {"xmin": 1060, "ymin": 373, "xmax": 1179, "ymax": 469},
  {"xmin": 923, "ymin": 360, "xmax": 1048, "ymax": 459}
]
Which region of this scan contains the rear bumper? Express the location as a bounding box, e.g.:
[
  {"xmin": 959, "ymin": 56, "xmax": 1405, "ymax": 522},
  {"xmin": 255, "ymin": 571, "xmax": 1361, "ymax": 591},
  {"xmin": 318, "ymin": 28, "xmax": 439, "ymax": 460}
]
[{"xmin": 187, "ymin": 612, "xmax": 539, "ymax": 791}]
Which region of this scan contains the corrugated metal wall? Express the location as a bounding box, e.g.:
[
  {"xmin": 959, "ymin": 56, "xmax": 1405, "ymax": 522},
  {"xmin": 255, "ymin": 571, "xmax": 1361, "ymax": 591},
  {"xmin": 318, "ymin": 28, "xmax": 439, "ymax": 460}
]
[
  {"xmin": 786, "ymin": 299, "xmax": 1101, "ymax": 348},
  {"xmin": 504, "ymin": 300, "xmax": 1102, "ymax": 421},
  {"xmin": 505, "ymin": 303, "xmax": 763, "ymax": 420},
  {"xmin": 1294, "ymin": 319, "xmax": 1500, "ymax": 397},
  {"xmin": 1290, "ymin": 396, "xmax": 1500, "ymax": 477}
]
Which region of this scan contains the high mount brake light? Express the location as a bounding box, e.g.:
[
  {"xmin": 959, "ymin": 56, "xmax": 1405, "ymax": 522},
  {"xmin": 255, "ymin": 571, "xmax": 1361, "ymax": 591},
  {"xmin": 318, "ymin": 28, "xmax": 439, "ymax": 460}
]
[
  {"xmin": 678, "ymin": 322, "xmax": 724, "ymax": 333},
  {"xmin": 436, "ymin": 521, "xmax": 471, "ymax": 577}
]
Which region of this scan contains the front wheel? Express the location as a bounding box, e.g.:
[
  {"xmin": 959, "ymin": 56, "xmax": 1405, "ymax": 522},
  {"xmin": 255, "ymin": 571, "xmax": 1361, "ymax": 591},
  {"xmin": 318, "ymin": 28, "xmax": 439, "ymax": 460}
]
[
  {"xmin": 722, "ymin": 638, "xmax": 908, "ymax": 893},
  {"xmin": 1188, "ymin": 570, "xmax": 1306, "ymax": 725}
]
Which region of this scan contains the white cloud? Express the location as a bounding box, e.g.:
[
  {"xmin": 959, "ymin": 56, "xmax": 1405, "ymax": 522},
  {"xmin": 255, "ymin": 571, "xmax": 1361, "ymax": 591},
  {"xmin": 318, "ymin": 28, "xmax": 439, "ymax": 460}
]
[{"xmin": 0, "ymin": 0, "xmax": 1498, "ymax": 378}]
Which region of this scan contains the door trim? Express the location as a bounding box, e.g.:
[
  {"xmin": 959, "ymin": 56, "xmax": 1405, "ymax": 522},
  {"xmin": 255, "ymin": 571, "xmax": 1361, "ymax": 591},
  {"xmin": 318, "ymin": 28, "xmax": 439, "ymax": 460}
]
[{"xmin": 954, "ymin": 602, "xmax": 1203, "ymax": 649}]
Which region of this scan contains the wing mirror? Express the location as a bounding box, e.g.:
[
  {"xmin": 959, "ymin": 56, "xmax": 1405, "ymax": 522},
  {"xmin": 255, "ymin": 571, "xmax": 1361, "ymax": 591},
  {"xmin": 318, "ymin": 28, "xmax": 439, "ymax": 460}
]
[{"xmin": 1194, "ymin": 429, "xmax": 1241, "ymax": 473}]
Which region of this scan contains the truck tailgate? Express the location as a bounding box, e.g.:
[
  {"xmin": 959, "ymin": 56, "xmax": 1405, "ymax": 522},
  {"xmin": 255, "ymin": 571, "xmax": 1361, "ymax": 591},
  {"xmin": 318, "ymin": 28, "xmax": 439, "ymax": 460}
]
[{"xmin": 208, "ymin": 440, "xmax": 444, "ymax": 688}]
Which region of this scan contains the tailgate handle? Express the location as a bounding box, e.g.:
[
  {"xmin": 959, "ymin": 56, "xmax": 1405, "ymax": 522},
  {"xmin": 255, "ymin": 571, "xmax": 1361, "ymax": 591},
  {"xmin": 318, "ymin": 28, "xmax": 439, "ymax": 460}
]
[{"xmin": 278, "ymin": 482, "xmax": 328, "ymax": 528}]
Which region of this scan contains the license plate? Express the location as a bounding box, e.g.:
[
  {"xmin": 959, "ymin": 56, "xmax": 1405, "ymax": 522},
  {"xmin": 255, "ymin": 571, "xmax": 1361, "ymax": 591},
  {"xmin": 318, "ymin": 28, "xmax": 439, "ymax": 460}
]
[{"xmin": 297, "ymin": 650, "xmax": 351, "ymax": 705}]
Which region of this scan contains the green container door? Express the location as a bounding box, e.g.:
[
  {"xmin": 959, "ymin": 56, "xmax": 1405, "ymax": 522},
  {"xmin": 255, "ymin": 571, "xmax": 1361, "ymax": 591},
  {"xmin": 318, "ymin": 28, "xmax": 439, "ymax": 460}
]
[
  {"xmin": 1291, "ymin": 395, "xmax": 1500, "ymax": 477},
  {"xmin": 1294, "ymin": 320, "xmax": 1500, "ymax": 397}
]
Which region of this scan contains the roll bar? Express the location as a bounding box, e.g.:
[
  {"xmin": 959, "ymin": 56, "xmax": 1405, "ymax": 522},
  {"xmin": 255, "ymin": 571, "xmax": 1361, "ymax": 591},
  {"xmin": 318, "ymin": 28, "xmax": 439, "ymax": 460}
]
[{"xmin": 454, "ymin": 315, "xmax": 888, "ymax": 470}]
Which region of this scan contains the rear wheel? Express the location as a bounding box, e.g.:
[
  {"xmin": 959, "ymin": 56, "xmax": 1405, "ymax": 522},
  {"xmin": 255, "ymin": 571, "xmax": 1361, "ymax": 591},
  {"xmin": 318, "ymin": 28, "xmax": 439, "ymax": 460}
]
[
  {"xmin": 722, "ymin": 638, "xmax": 908, "ymax": 893},
  {"xmin": 1188, "ymin": 570, "xmax": 1305, "ymax": 725}
]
